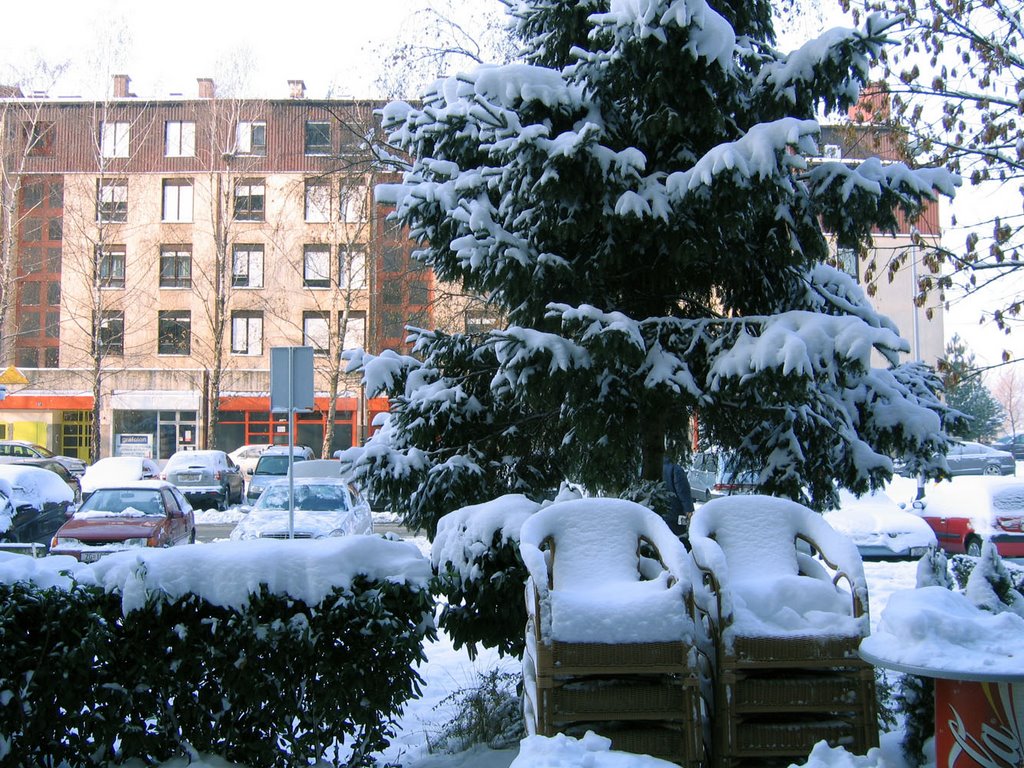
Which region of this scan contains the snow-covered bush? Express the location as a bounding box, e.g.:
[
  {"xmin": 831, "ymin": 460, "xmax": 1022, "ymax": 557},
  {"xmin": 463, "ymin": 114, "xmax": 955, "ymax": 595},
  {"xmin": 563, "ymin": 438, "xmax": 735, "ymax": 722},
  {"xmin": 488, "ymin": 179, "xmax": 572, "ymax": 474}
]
[
  {"xmin": 426, "ymin": 668, "xmax": 524, "ymax": 753},
  {"xmin": 0, "ymin": 540, "xmax": 435, "ymax": 767}
]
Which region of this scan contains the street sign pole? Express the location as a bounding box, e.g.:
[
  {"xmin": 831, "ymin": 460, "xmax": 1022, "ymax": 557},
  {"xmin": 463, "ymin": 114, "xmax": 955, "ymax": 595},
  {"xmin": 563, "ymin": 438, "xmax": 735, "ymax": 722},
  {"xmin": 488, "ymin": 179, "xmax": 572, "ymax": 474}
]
[{"xmin": 270, "ymin": 347, "xmax": 314, "ymax": 541}]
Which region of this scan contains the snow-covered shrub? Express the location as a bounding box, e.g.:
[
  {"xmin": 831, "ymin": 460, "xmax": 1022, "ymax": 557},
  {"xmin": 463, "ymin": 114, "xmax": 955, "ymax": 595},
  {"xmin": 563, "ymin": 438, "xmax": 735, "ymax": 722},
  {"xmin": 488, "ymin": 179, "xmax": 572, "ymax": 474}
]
[
  {"xmin": 915, "ymin": 545, "xmax": 954, "ymax": 588},
  {"xmin": 964, "ymin": 540, "xmax": 1024, "ymax": 616},
  {"xmin": 950, "ymin": 551, "xmax": 1024, "ymax": 594},
  {"xmin": 894, "ymin": 673, "xmax": 935, "ymax": 767},
  {"xmin": 0, "ymin": 540, "xmax": 435, "ymax": 767},
  {"xmin": 431, "ymin": 494, "xmax": 544, "ymax": 658},
  {"xmin": 426, "ymin": 668, "xmax": 524, "ymax": 753}
]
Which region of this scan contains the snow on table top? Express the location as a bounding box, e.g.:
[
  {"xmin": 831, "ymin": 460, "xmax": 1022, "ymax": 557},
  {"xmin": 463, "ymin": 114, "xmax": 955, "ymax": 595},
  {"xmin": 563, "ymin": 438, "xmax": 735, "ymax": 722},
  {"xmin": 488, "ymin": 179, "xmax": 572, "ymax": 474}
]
[
  {"xmin": 0, "ymin": 536, "xmax": 432, "ymax": 614},
  {"xmin": 860, "ymin": 585, "xmax": 1024, "ymax": 680}
]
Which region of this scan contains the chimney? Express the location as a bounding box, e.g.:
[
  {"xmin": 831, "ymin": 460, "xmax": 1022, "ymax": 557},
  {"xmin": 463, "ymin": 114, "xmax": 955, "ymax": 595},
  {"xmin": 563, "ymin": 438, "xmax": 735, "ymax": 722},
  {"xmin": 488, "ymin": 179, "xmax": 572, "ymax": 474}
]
[
  {"xmin": 288, "ymin": 79, "xmax": 306, "ymax": 99},
  {"xmin": 197, "ymin": 77, "xmax": 215, "ymax": 99},
  {"xmin": 112, "ymin": 74, "xmax": 131, "ymax": 98}
]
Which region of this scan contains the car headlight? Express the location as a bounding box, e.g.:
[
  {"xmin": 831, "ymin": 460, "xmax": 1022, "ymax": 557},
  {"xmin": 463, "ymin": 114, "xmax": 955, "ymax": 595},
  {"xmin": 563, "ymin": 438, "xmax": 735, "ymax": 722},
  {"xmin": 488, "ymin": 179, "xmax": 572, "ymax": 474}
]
[
  {"xmin": 122, "ymin": 537, "xmax": 150, "ymax": 547},
  {"xmin": 52, "ymin": 536, "xmax": 83, "ymax": 547},
  {"xmin": 328, "ymin": 528, "xmax": 347, "ymax": 537}
]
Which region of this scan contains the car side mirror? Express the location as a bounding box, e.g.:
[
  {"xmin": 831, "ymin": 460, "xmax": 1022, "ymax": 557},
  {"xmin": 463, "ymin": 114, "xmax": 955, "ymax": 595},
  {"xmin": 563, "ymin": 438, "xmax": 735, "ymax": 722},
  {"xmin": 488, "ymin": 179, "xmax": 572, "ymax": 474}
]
[
  {"xmin": 912, "ymin": 499, "xmax": 926, "ymax": 510},
  {"xmin": 247, "ymin": 467, "xmax": 254, "ymax": 476}
]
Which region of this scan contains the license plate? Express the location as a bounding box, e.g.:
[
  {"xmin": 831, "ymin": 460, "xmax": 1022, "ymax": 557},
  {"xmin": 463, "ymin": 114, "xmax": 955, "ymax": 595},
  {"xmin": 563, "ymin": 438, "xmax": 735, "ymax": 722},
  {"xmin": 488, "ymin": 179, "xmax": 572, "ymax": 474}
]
[
  {"xmin": 81, "ymin": 552, "xmax": 104, "ymax": 563},
  {"xmin": 178, "ymin": 473, "xmax": 201, "ymax": 482}
]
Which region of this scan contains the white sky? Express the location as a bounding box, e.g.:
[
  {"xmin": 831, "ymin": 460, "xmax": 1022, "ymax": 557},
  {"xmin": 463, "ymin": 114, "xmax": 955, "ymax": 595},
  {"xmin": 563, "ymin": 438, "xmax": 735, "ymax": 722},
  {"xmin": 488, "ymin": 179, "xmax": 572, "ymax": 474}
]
[{"xmin": 2, "ymin": 0, "xmax": 1021, "ymax": 373}]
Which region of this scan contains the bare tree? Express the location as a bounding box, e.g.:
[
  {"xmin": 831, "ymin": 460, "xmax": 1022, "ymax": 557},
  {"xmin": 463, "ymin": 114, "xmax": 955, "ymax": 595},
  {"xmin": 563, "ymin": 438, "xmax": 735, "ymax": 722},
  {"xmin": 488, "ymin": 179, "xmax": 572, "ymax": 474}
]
[
  {"xmin": 994, "ymin": 366, "xmax": 1024, "ymax": 437},
  {"xmin": 0, "ymin": 59, "xmax": 69, "ymax": 363}
]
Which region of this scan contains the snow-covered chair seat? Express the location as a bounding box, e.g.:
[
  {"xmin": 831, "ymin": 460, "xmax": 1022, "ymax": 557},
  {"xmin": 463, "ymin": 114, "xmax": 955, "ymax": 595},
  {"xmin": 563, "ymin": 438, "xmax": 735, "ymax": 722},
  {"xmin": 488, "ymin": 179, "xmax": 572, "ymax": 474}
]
[
  {"xmin": 689, "ymin": 494, "xmax": 868, "ymax": 660},
  {"xmin": 519, "ymin": 497, "xmax": 706, "ymax": 765}
]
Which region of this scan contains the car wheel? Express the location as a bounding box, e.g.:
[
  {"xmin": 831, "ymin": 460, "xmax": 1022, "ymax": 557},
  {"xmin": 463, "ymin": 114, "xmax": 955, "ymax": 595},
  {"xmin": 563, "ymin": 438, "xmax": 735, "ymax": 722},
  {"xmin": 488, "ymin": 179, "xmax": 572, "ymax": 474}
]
[
  {"xmin": 984, "ymin": 464, "xmax": 1001, "ymax": 476},
  {"xmin": 217, "ymin": 494, "xmax": 228, "ymax": 512},
  {"xmin": 966, "ymin": 536, "xmax": 983, "ymax": 557}
]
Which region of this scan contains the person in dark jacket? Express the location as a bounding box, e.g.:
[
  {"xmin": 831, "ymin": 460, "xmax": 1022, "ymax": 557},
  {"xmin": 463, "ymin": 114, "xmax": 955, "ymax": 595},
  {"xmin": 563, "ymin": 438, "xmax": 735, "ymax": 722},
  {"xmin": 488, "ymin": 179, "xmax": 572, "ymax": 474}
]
[{"xmin": 662, "ymin": 457, "xmax": 695, "ymax": 539}]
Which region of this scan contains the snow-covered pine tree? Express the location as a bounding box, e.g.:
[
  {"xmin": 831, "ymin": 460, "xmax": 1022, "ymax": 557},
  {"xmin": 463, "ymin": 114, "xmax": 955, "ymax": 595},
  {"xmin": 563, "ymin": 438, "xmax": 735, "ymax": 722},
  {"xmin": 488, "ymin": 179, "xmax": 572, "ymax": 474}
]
[{"xmin": 343, "ymin": 0, "xmax": 963, "ymax": 539}]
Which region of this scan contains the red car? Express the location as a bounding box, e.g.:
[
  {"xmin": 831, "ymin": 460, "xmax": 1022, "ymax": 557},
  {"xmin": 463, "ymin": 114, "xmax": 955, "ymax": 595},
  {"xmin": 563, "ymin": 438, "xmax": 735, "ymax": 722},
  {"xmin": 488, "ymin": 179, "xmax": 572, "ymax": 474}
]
[
  {"xmin": 49, "ymin": 480, "xmax": 195, "ymax": 562},
  {"xmin": 913, "ymin": 476, "xmax": 1024, "ymax": 557}
]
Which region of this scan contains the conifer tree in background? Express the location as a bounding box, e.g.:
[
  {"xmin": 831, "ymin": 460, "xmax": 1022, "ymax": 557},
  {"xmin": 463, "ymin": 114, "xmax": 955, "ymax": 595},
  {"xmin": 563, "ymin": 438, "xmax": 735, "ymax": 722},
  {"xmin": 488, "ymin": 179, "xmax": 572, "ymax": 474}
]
[
  {"xmin": 343, "ymin": 0, "xmax": 964, "ymax": 539},
  {"xmin": 941, "ymin": 334, "xmax": 1005, "ymax": 443}
]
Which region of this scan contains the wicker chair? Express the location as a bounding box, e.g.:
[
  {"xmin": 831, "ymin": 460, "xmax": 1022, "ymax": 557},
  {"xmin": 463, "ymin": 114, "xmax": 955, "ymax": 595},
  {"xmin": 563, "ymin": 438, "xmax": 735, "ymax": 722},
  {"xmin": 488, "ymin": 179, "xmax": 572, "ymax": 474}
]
[
  {"xmin": 520, "ymin": 498, "xmax": 708, "ymax": 767},
  {"xmin": 688, "ymin": 495, "xmax": 877, "ymax": 768}
]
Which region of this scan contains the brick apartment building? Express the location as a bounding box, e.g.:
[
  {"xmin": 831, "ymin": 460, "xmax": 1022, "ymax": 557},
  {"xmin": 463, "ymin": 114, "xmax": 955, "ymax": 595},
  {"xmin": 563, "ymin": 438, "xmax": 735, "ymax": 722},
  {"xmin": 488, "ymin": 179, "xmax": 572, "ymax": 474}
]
[
  {"xmin": 0, "ymin": 75, "xmax": 437, "ymax": 460},
  {"xmin": 0, "ymin": 78, "xmax": 944, "ymax": 462}
]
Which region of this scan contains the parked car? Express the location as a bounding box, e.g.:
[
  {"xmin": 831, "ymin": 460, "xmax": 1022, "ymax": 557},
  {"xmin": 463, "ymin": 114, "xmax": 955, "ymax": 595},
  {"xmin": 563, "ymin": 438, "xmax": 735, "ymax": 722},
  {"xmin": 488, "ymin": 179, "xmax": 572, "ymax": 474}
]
[
  {"xmin": 245, "ymin": 447, "xmax": 314, "ymax": 504},
  {"xmin": 0, "ymin": 440, "xmax": 87, "ymax": 477},
  {"xmin": 49, "ymin": 481, "xmax": 195, "ymax": 562},
  {"xmin": 823, "ymin": 489, "xmax": 936, "ymax": 560},
  {"xmin": 291, "ymin": 459, "xmax": 342, "ymax": 479},
  {"xmin": 945, "ymin": 441, "xmax": 1015, "ymax": 476},
  {"xmin": 913, "ymin": 476, "xmax": 1024, "ymax": 557},
  {"xmin": 161, "ymin": 450, "xmax": 245, "ymax": 510},
  {"xmin": 0, "ymin": 464, "xmax": 77, "ymax": 554},
  {"xmin": 991, "ymin": 434, "xmax": 1024, "ymax": 460},
  {"xmin": 231, "ymin": 476, "xmax": 372, "ymax": 540},
  {"xmin": 685, "ymin": 451, "xmax": 758, "ymax": 502},
  {"xmin": 80, "ymin": 456, "xmax": 161, "ymax": 500},
  {"xmin": 0, "ymin": 456, "xmax": 82, "ymax": 505},
  {"xmin": 227, "ymin": 443, "xmax": 273, "ymax": 476}
]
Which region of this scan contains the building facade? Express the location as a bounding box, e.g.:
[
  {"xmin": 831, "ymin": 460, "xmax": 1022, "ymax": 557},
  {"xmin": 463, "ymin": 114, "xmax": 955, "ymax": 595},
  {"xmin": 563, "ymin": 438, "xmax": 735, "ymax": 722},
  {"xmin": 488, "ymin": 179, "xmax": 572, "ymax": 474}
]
[{"xmin": 0, "ymin": 76, "xmax": 428, "ymax": 460}]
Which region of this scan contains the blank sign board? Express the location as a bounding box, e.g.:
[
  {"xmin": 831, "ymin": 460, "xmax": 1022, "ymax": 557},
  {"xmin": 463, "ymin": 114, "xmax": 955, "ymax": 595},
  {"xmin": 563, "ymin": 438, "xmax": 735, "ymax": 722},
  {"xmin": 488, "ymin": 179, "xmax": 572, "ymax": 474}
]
[{"xmin": 270, "ymin": 346, "xmax": 314, "ymax": 412}]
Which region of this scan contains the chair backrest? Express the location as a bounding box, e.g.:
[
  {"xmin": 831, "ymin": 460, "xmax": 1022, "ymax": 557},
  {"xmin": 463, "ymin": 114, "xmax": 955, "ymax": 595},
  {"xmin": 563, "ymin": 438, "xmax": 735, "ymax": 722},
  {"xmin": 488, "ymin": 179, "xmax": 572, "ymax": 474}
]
[{"xmin": 520, "ymin": 497, "xmax": 688, "ymax": 591}]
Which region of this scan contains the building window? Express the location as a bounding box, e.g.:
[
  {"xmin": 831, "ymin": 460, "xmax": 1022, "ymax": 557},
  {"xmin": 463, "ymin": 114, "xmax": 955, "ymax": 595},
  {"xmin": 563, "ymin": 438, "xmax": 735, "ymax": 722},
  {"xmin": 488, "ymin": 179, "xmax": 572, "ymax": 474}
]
[
  {"xmin": 20, "ymin": 312, "xmax": 40, "ymax": 337},
  {"xmin": 44, "ymin": 311, "xmax": 59, "ymax": 339},
  {"xmin": 160, "ymin": 245, "xmax": 192, "ymax": 288},
  {"xmin": 97, "ymin": 246, "xmax": 126, "ymax": 288},
  {"xmin": 96, "ymin": 311, "xmax": 125, "ymax": 356},
  {"xmin": 234, "ymin": 180, "xmax": 265, "ymax": 221},
  {"xmin": 21, "ymin": 282, "xmax": 40, "ymax": 306},
  {"xmin": 162, "ymin": 179, "xmax": 194, "ymax": 222},
  {"xmin": 22, "ymin": 183, "xmax": 43, "ymax": 209},
  {"xmin": 835, "ymin": 247, "xmax": 858, "ymax": 279},
  {"xmin": 21, "ymin": 247, "xmax": 42, "ymax": 274},
  {"xmin": 235, "ymin": 121, "xmax": 266, "ymax": 155},
  {"xmin": 47, "ymin": 281, "xmax": 60, "ymax": 305},
  {"xmin": 158, "ymin": 310, "xmax": 191, "ymax": 355},
  {"xmin": 43, "ymin": 347, "xmax": 59, "ymax": 368},
  {"xmin": 231, "ymin": 311, "xmax": 263, "ymax": 356},
  {"xmin": 48, "ymin": 218, "xmax": 62, "ymax": 241},
  {"xmin": 22, "ymin": 219, "xmax": 42, "ymax": 241},
  {"xmin": 338, "ymin": 310, "xmax": 366, "ymax": 352},
  {"xmin": 24, "ymin": 121, "xmax": 55, "ymax": 156},
  {"xmin": 465, "ymin": 308, "xmax": 500, "ymax": 334},
  {"xmin": 97, "ymin": 179, "xmax": 128, "ymax": 223},
  {"xmin": 304, "ymin": 121, "xmax": 331, "ymax": 155},
  {"xmin": 409, "ymin": 280, "xmax": 430, "ymax": 306},
  {"xmin": 382, "ymin": 244, "xmax": 403, "ymax": 272},
  {"xmin": 100, "ymin": 121, "xmax": 130, "ymax": 158},
  {"xmin": 232, "ymin": 244, "xmax": 264, "ymax": 288},
  {"xmin": 165, "ymin": 121, "xmax": 195, "ymax": 157},
  {"xmin": 303, "ymin": 311, "xmax": 329, "ymax": 355},
  {"xmin": 339, "ymin": 183, "xmax": 367, "ymax": 223},
  {"xmin": 381, "ymin": 311, "xmax": 405, "ymax": 341},
  {"xmin": 382, "ymin": 279, "xmax": 402, "ymax": 306},
  {"xmin": 303, "ymin": 245, "xmax": 330, "ymax": 288},
  {"xmin": 304, "ymin": 180, "xmax": 331, "ymax": 222},
  {"xmin": 16, "ymin": 348, "xmax": 37, "ymax": 368},
  {"xmin": 338, "ymin": 248, "xmax": 367, "ymax": 289}
]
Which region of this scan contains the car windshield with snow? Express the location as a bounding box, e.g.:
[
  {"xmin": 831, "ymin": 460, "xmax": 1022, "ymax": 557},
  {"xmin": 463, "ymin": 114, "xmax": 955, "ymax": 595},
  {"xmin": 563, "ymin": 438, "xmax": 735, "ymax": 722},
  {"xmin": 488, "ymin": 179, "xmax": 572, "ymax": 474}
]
[
  {"xmin": 49, "ymin": 481, "xmax": 195, "ymax": 562},
  {"xmin": 244, "ymin": 447, "xmax": 314, "ymax": 504},
  {"xmin": 231, "ymin": 477, "xmax": 372, "ymax": 540}
]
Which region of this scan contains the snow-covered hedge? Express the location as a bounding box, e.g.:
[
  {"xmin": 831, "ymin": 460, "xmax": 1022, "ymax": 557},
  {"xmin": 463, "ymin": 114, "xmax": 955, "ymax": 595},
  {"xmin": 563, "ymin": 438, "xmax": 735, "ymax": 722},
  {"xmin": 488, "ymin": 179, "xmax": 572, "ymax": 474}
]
[{"xmin": 0, "ymin": 538, "xmax": 435, "ymax": 767}]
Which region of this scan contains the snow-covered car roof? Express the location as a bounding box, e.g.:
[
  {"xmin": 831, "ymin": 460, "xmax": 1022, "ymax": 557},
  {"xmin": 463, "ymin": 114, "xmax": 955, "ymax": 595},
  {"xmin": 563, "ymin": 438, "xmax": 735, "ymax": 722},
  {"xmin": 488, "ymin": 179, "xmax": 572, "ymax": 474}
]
[
  {"xmin": 290, "ymin": 459, "xmax": 342, "ymax": 478},
  {"xmin": 824, "ymin": 489, "xmax": 936, "ymax": 558},
  {"xmin": 81, "ymin": 456, "xmax": 160, "ymax": 494},
  {"xmin": 165, "ymin": 450, "xmax": 230, "ymax": 469}
]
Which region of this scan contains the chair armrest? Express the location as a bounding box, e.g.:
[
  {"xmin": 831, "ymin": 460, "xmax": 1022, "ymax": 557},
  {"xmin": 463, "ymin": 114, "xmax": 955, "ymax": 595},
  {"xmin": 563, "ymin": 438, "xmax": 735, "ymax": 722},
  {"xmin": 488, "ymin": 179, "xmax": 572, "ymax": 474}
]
[{"xmin": 797, "ymin": 533, "xmax": 869, "ymax": 620}]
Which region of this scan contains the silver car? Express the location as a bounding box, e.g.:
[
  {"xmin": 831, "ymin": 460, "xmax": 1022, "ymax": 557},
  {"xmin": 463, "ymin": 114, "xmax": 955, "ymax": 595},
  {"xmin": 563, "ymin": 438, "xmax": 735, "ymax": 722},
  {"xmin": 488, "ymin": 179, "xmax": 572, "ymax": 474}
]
[
  {"xmin": 231, "ymin": 477, "xmax": 373, "ymax": 540},
  {"xmin": 945, "ymin": 442, "xmax": 1015, "ymax": 477},
  {"xmin": 685, "ymin": 451, "xmax": 759, "ymax": 502},
  {"xmin": 161, "ymin": 450, "xmax": 245, "ymax": 510}
]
